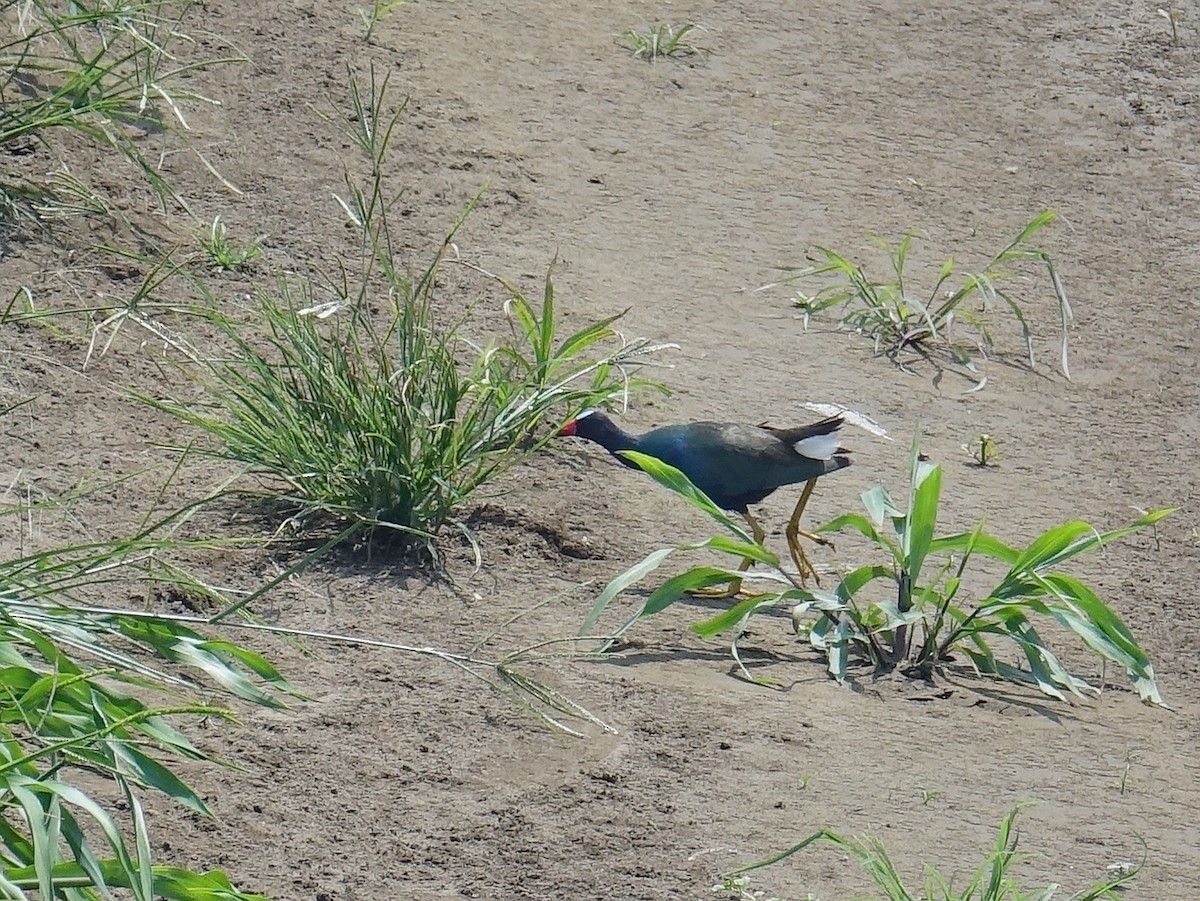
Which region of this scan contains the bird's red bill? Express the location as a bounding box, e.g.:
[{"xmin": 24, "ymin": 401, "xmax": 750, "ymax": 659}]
[{"xmin": 558, "ymin": 420, "xmax": 579, "ymax": 437}]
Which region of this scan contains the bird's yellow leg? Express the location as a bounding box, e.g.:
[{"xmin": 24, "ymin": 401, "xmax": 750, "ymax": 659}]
[
  {"xmin": 785, "ymin": 479, "xmax": 834, "ymax": 586},
  {"xmin": 690, "ymin": 509, "xmax": 766, "ymax": 599},
  {"xmin": 742, "ymin": 508, "xmax": 766, "ymax": 547}
]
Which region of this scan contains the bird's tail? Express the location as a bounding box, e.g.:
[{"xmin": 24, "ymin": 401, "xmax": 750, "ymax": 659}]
[{"xmin": 781, "ymin": 416, "xmax": 852, "ymax": 462}]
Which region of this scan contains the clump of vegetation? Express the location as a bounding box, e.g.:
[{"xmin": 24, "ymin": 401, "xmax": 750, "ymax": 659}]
[
  {"xmin": 0, "ymin": 0, "xmax": 239, "ymax": 220},
  {"xmin": 617, "ymin": 22, "xmax": 708, "ymax": 61},
  {"xmin": 141, "ymin": 68, "xmax": 668, "ymax": 552},
  {"xmin": 724, "ymin": 804, "xmax": 1143, "ymax": 900},
  {"xmin": 585, "ymin": 438, "xmax": 1169, "ymax": 706},
  {"xmin": 777, "ymin": 212, "xmax": 1072, "ymax": 387},
  {"xmin": 197, "ymin": 216, "xmax": 263, "ymax": 271}
]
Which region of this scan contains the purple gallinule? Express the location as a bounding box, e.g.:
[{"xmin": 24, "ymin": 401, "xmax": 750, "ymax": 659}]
[{"xmin": 558, "ymin": 410, "xmax": 851, "ymax": 588}]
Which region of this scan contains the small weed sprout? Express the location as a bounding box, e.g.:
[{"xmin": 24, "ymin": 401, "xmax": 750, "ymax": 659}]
[
  {"xmin": 198, "ymin": 216, "xmax": 263, "ymax": 271},
  {"xmin": 360, "ymin": 0, "xmax": 406, "ymax": 41},
  {"xmin": 617, "ymin": 22, "xmax": 707, "ymax": 61},
  {"xmin": 963, "ymin": 433, "xmax": 1000, "ymax": 466},
  {"xmin": 1159, "ymin": 6, "xmax": 1184, "ymax": 45},
  {"xmin": 1120, "ymin": 748, "xmax": 1138, "ymax": 795}
]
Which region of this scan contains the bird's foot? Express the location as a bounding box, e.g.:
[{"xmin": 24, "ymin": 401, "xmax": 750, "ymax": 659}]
[{"xmin": 689, "ymin": 579, "xmax": 747, "ymax": 600}]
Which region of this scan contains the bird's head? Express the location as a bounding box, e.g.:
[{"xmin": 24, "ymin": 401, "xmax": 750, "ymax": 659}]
[{"xmin": 558, "ymin": 408, "xmax": 600, "ymax": 438}]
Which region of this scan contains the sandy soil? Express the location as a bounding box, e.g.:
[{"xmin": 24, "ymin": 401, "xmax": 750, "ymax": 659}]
[{"xmin": 3, "ymin": 1, "xmax": 1200, "ymax": 898}]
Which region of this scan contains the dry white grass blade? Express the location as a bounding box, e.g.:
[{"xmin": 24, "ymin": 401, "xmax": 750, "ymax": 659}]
[{"xmin": 802, "ymin": 402, "xmax": 893, "ymax": 440}]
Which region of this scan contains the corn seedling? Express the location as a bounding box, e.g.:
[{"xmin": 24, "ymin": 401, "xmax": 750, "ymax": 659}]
[
  {"xmin": 617, "ymin": 22, "xmax": 707, "ymax": 61},
  {"xmin": 726, "ymin": 804, "xmax": 1143, "ymax": 900},
  {"xmin": 776, "ymin": 212, "xmax": 1072, "ymax": 387},
  {"xmin": 140, "ymin": 67, "xmax": 669, "ymax": 553},
  {"xmin": 0, "ymin": 0, "xmax": 243, "ymax": 219},
  {"xmin": 360, "ymin": 0, "xmax": 406, "ymax": 41},
  {"xmin": 584, "ymin": 437, "xmax": 1169, "ymax": 705},
  {"xmin": 197, "ymin": 215, "xmax": 263, "ymax": 271},
  {"xmin": 963, "ymin": 433, "xmax": 1000, "ymax": 467}
]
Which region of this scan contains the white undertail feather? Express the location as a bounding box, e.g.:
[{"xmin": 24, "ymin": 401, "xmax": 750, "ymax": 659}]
[{"xmin": 793, "ymin": 431, "xmax": 843, "ymax": 460}]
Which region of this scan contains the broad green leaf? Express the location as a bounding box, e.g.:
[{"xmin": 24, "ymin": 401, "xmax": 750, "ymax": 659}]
[
  {"xmin": 869, "ymin": 601, "xmax": 926, "ymax": 631},
  {"xmin": 1031, "ymin": 507, "xmax": 1176, "ymax": 574},
  {"xmin": 581, "ymin": 546, "xmax": 674, "ymax": 635},
  {"xmin": 169, "ymin": 641, "xmax": 283, "ymax": 709},
  {"xmin": 3, "ymin": 860, "xmax": 272, "ymax": 901},
  {"xmin": 825, "ymin": 617, "xmax": 850, "ymax": 683},
  {"xmin": 10, "ymin": 781, "xmax": 56, "ymax": 900},
  {"xmin": 685, "ymin": 535, "xmax": 779, "ymax": 567},
  {"xmin": 641, "ymin": 567, "xmax": 747, "ymax": 618},
  {"xmin": 692, "ymin": 593, "xmax": 786, "ymax": 639},
  {"xmin": 928, "ymin": 530, "xmax": 1017, "ymax": 563},
  {"xmin": 554, "ymin": 311, "xmax": 626, "ymax": 362},
  {"xmin": 807, "ymin": 614, "xmax": 834, "ymax": 650},
  {"xmin": 539, "ymin": 264, "xmax": 556, "ymax": 366},
  {"xmin": 619, "ymin": 451, "xmax": 750, "ymax": 540},
  {"xmin": 112, "ymin": 744, "xmax": 211, "ymax": 817},
  {"xmin": 861, "ymin": 484, "xmax": 902, "ymax": 531},
  {"xmin": 1037, "ymin": 573, "xmax": 1163, "ymax": 705},
  {"xmin": 904, "ymin": 461, "xmax": 941, "ymax": 589},
  {"xmin": 993, "ymin": 609, "xmax": 1095, "ymax": 700},
  {"xmin": 817, "ymin": 512, "xmax": 895, "ymax": 555},
  {"xmin": 127, "ymin": 785, "xmax": 154, "ymax": 901},
  {"xmin": 835, "ymin": 564, "xmax": 896, "ymax": 605},
  {"xmin": 1000, "ymin": 520, "xmax": 1094, "ymax": 583},
  {"xmin": 997, "ymin": 209, "xmax": 1057, "ymax": 255},
  {"xmin": 195, "ymin": 641, "xmax": 292, "ymax": 693}
]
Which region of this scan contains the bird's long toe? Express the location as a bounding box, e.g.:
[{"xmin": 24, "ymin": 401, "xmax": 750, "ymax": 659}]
[
  {"xmin": 787, "ymin": 536, "xmax": 821, "ymax": 587},
  {"xmin": 795, "ymin": 528, "xmax": 835, "ymax": 550}
]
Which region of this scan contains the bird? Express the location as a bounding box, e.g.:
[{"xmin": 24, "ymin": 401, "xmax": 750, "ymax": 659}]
[{"xmin": 558, "ymin": 410, "xmax": 850, "ymax": 591}]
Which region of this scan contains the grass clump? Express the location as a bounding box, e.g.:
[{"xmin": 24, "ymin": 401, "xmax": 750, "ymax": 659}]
[
  {"xmin": 142, "ymin": 67, "xmax": 668, "ymax": 551},
  {"xmin": 585, "ymin": 438, "xmax": 1168, "ymax": 706},
  {"xmin": 725, "ymin": 804, "xmax": 1142, "ymax": 900},
  {"xmin": 148, "ymin": 258, "xmax": 663, "ymax": 550},
  {"xmin": 617, "ymin": 22, "xmax": 708, "ymax": 61},
  {"xmin": 776, "ymin": 212, "xmax": 1073, "ymax": 387}
]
